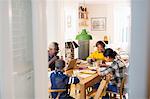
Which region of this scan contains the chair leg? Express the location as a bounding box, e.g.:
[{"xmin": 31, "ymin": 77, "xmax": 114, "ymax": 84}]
[
  {"xmin": 120, "ymin": 94, "xmax": 123, "ymax": 99},
  {"xmin": 123, "ymin": 95, "xmax": 126, "ymax": 99},
  {"xmin": 110, "ymin": 93, "xmax": 117, "ymax": 99},
  {"xmin": 110, "ymin": 93, "xmax": 112, "ymax": 99}
]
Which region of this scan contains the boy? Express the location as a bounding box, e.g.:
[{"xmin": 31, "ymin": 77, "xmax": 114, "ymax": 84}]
[{"xmin": 50, "ymin": 59, "xmax": 80, "ymax": 99}]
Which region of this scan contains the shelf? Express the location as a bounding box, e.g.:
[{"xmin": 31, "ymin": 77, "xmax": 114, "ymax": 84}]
[
  {"xmin": 79, "ymin": 24, "xmax": 88, "ymax": 27},
  {"xmin": 79, "ymin": 18, "xmax": 88, "ymax": 20},
  {"xmin": 79, "ymin": 5, "xmax": 89, "ymax": 28},
  {"xmin": 79, "ymin": 11, "xmax": 88, "ymax": 14}
]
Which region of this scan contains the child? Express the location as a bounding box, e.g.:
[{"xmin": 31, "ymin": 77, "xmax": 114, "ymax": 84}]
[
  {"xmin": 50, "ymin": 59, "xmax": 80, "ymax": 99},
  {"xmin": 87, "ymin": 41, "xmax": 105, "ymax": 63},
  {"xmin": 96, "ymin": 48, "xmax": 126, "ymax": 98}
]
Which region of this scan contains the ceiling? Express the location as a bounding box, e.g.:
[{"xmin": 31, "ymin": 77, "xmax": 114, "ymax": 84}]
[{"xmin": 78, "ymin": 0, "xmax": 130, "ymax": 5}]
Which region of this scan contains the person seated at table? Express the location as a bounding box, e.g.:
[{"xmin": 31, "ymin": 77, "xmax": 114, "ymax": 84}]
[
  {"xmin": 48, "ymin": 42, "xmax": 60, "ymax": 71},
  {"xmin": 96, "ymin": 48, "xmax": 126, "ymax": 98},
  {"xmin": 87, "ymin": 41, "xmax": 105, "ymax": 63},
  {"xmin": 50, "ymin": 59, "xmax": 80, "ymax": 99}
]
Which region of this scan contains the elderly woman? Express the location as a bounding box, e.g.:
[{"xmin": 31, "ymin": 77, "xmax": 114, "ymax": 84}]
[{"xmin": 48, "ymin": 42, "xmax": 59, "ymax": 71}]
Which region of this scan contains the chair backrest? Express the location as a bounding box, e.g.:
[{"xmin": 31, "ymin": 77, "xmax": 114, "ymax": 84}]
[
  {"xmin": 48, "ymin": 89, "xmax": 66, "ymax": 99},
  {"xmin": 119, "ymin": 75, "xmax": 127, "ymax": 99},
  {"xmin": 94, "ymin": 75, "xmax": 111, "ymax": 99},
  {"xmin": 48, "ymin": 74, "xmax": 67, "ymax": 99},
  {"xmin": 48, "ymin": 89, "xmax": 66, "ymax": 93}
]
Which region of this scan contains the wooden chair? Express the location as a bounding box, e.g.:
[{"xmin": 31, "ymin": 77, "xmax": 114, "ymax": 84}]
[
  {"xmin": 48, "ymin": 75, "xmax": 71, "ymax": 99},
  {"xmin": 48, "ymin": 89, "xmax": 66, "ymax": 99},
  {"xmin": 94, "ymin": 75, "xmax": 112, "ymax": 99},
  {"xmin": 88, "ymin": 74, "xmax": 111, "ymax": 99},
  {"xmin": 107, "ymin": 76, "xmax": 127, "ymax": 99}
]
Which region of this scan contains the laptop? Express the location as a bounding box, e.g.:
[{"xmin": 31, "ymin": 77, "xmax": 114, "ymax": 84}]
[{"xmin": 66, "ymin": 59, "xmax": 77, "ymax": 70}]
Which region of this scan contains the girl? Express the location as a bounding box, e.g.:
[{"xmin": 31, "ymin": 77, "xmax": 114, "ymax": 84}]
[{"xmin": 97, "ymin": 48, "xmax": 126, "ymax": 98}]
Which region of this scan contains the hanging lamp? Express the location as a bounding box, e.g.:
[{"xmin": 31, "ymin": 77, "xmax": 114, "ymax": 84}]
[
  {"xmin": 75, "ymin": 0, "xmax": 92, "ymax": 41},
  {"xmin": 76, "ymin": 29, "xmax": 92, "ymax": 40}
]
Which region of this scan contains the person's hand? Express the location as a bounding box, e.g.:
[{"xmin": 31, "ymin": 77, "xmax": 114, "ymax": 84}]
[
  {"xmin": 99, "ymin": 64, "xmax": 108, "ymax": 67},
  {"xmin": 48, "ymin": 68, "xmax": 51, "ymax": 71},
  {"xmin": 88, "ymin": 58, "xmax": 97, "ymax": 63},
  {"xmin": 48, "ymin": 56, "xmax": 58, "ymax": 65},
  {"xmin": 92, "ymin": 58, "xmax": 96, "ymax": 62},
  {"xmin": 106, "ymin": 73, "xmax": 112, "ymax": 80},
  {"xmin": 96, "ymin": 68, "xmax": 101, "ymax": 75},
  {"xmin": 87, "ymin": 58, "xmax": 93, "ymax": 64}
]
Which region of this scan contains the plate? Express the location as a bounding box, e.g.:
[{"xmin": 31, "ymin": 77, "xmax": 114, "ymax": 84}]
[{"xmin": 88, "ymin": 66, "xmax": 98, "ymax": 70}]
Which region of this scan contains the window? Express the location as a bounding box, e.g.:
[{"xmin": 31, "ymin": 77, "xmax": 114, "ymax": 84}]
[{"xmin": 114, "ymin": 5, "xmax": 131, "ymax": 50}]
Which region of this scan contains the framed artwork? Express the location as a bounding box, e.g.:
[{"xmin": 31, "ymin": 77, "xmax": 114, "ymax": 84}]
[{"xmin": 91, "ymin": 17, "xmax": 106, "ymax": 31}]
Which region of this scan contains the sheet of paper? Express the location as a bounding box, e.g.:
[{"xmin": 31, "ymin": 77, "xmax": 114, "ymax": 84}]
[
  {"xmin": 77, "ymin": 73, "xmax": 92, "ymax": 78},
  {"xmin": 80, "ymin": 70, "xmax": 97, "ymax": 74}
]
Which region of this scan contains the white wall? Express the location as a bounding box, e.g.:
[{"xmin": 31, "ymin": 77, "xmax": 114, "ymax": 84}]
[
  {"xmin": 87, "ymin": 4, "xmax": 114, "ymax": 53},
  {"xmin": 63, "ymin": 0, "xmax": 79, "ymax": 58},
  {"xmin": 113, "ymin": 3, "xmax": 131, "ymax": 52},
  {"xmin": 47, "ymin": 0, "xmax": 66, "ymax": 58},
  {"xmin": 47, "ymin": 0, "xmax": 78, "ymax": 58},
  {"xmin": 87, "ymin": 3, "xmax": 131, "ymax": 53},
  {"xmin": 64, "ymin": 0, "xmax": 78, "ymax": 41},
  {"xmin": 47, "ymin": 0, "xmax": 65, "ymax": 48},
  {"xmin": 47, "ymin": 0, "xmax": 58, "ymax": 45}
]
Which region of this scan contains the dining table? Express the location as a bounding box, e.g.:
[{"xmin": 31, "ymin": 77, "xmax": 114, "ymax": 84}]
[{"xmin": 65, "ymin": 61, "xmax": 102, "ymax": 99}]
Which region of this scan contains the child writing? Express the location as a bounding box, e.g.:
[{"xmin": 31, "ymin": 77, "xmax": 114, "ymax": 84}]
[
  {"xmin": 97, "ymin": 48, "xmax": 126, "ymax": 98},
  {"xmin": 87, "ymin": 41, "xmax": 105, "ymax": 63}
]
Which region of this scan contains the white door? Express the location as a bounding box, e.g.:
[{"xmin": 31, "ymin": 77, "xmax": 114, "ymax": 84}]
[
  {"xmin": 0, "ymin": 0, "xmax": 48, "ymax": 99},
  {"xmin": 11, "ymin": 0, "xmax": 34, "ymax": 99}
]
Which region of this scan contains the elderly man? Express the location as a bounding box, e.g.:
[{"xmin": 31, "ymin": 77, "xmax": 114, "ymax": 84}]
[{"xmin": 48, "ymin": 42, "xmax": 59, "ymax": 71}]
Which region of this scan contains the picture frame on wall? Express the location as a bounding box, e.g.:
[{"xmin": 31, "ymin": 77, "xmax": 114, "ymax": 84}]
[{"xmin": 91, "ymin": 17, "xmax": 106, "ymax": 31}]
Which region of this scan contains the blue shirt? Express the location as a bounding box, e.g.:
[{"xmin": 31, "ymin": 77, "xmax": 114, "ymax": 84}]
[{"xmin": 50, "ymin": 70, "xmax": 79, "ymax": 98}]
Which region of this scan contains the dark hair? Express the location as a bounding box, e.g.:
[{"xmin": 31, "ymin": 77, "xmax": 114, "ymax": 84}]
[
  {"xmin": 53, "ymin": 42, "xmax": 59, "ymax": 51},
  {"xmin": 55, "ymin": 59, "xmax": 65, "ymax": 70},
  {"xmin": 104, "ymin": 48, "xmax": 117, "ymax": 59},
  {"xmin": 96, "ymin": 41, "xmax": 105, "ymax": 48},
  {"xmin": 51, "ymin": 42, "xmax": 59, "ymax": 55}
]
